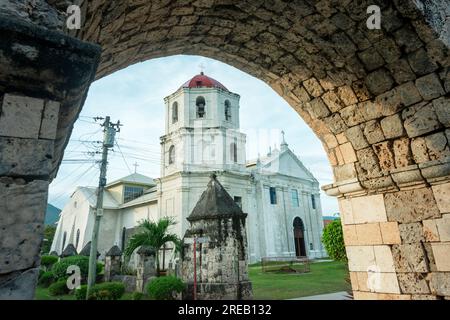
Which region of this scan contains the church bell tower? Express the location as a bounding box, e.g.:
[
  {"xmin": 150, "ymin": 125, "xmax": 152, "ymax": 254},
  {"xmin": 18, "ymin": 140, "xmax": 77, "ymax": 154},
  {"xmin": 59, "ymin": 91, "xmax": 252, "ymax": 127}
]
[
  {"xmin": 158, "ymin": 72, "xmax": 248, "ymax": 235},
  {"xmin": 160, "ymin": 72, "xmax": 247, "ymax": 177}
]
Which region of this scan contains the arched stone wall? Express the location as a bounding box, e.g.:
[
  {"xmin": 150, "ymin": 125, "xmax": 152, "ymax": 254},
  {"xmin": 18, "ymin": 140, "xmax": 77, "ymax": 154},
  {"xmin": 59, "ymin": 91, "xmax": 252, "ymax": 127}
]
[{"xmin": 0, "ymin": 0, "xmax": 448, "ymax": 299}]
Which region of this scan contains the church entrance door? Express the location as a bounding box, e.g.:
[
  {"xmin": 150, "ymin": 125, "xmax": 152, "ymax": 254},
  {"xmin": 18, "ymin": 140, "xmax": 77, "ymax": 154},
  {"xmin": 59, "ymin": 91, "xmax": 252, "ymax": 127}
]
[{"xmin": 293, "ymin": 217, "xmax": 306, "ymax": 257}]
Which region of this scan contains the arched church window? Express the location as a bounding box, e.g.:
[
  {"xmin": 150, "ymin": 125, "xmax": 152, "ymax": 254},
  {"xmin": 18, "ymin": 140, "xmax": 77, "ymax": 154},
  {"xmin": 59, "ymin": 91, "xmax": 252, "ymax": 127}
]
[
  {"xmin": 230, "ymin": 140, "xmax": 237, "ymax": 163},
  {"xmin": 62, "ymin": 231, "xmax": 67, "ymax": 251},
  {"xmin": 121, "ymin": 227, "xmax": 126, "ymax": 252},
  {"xmin": 225, "ymin": 100, "xmax": 231, "ymax": 121},
  {"xmin": 196, "ymin": 96, "xmax": 206, "ymax": 118},
  {"xmin": 172, "ymin": 102, "xmax": 178, "ymax": 123},
  {"xmin": 75, "ymin": 229, "xmax": 80, "ymax": 249},
  {"xmin": 311, "ymin": 194, "xmax": 316, "ymax": 209},
  {"xmin": 169, "ymin": 145, "xmax": 175, "ymax": 165}
]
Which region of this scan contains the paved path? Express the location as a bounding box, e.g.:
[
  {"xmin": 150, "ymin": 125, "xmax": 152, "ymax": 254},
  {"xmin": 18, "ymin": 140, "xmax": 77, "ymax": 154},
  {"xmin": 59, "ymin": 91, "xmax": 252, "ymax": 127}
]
[{"xmin": 289, "ymin": 291, "xmax": 350, "ymax": 300}]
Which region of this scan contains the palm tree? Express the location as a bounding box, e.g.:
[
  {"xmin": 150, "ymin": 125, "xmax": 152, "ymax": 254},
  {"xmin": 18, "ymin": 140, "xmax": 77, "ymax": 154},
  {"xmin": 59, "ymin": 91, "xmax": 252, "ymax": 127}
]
[{"xmin": 124, "ymin": 217, "xmax": 181, "ymax": 276}]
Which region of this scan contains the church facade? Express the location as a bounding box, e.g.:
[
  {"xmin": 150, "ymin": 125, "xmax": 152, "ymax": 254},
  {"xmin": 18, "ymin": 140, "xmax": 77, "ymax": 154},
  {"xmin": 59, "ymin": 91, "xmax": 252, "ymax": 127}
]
[{"xmin": 51, "ymin": 73, "xmax": 326, "ymax": 264}]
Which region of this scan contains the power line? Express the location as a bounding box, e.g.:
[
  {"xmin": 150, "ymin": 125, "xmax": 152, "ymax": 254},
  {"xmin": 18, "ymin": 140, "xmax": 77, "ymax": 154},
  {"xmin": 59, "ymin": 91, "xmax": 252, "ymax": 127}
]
[
  {"xmin": 114, "ymin": 139, "xmax": 134, "ymax": 176},
  {"xmin": 50, "ymin": 163, "xmax": 98, "ymax": 203}
]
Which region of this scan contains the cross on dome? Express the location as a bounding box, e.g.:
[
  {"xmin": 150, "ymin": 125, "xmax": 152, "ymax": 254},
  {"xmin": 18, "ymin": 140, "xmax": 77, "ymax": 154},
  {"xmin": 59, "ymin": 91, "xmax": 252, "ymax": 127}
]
[{"xmin": 199, "ymin": 62, "xmax": 206, "ymax": 75}]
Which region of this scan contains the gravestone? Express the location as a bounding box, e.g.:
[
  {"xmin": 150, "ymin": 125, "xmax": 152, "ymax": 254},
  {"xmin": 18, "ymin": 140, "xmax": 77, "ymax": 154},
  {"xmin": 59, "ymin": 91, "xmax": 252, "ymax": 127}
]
[
  {"xmin": 181, "ymin": 174, "xmax": 253, "ymax": 300},
  {"xmin": 104, "ymin": 245, "xmax": 122, "ymax": 282},
  {"xmin": 135, "ymin": 246, "xmax": 156, "ymax": 293},
  {"xmin": 79, "ymin": 241, "xmax": 99, "ymax": 258},
  {"xmin": 60, "ymin": 244, "xmax": 77, "ymax": 258}
]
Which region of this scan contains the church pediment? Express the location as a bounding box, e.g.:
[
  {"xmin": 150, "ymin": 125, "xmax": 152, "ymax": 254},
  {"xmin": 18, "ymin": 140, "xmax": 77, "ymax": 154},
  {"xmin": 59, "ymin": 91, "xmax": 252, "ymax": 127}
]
[{"xmin": 260, "ymin": 149, "xmax": 317, "ymax": 182}]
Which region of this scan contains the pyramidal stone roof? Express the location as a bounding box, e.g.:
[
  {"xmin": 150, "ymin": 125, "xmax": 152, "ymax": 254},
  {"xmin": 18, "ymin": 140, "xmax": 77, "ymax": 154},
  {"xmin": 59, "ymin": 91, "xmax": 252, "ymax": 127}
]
[
  {"xmin": 61, "ymin": 244, "xmax": 77, "ymax": 257},
  {"xmin": 106, "ymin": 245, "xmax": 122, "ymax": 257},
  {"xmin": 79, "ymin": 241, "xmax": 100, "ymax": 257},
  {"xmin": 187, "ymin": 174, "xmax": 245, "ymax": 222}
]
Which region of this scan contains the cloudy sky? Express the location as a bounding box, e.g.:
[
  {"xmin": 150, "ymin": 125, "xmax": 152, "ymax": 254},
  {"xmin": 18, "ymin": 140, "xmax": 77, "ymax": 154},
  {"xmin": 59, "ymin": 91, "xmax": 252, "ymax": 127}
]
[{"xmin": 48, "ymin": 55, "xmax": 338, "ymax": 215}]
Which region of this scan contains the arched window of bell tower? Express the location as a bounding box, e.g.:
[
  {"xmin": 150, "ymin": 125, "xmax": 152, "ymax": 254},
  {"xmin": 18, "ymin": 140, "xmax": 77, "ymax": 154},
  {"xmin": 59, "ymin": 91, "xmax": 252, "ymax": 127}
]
[
  {"xmin": 230, "ymin": 141, "xmax": 237, "ymax": 163},
  {"xmin": 225, "ymin": 100, "xmax": 231, "ymax": 121},
  {"xmin": 172, "ymin": 102, "xmax": 178, "ymax": 123},
  {"xmin": 168, "ymin": 145, "xmax": 175, "ymax": 165},
  {"xmin": 196, "ymin": 96, "xmax": 206, "ymax": 118}
]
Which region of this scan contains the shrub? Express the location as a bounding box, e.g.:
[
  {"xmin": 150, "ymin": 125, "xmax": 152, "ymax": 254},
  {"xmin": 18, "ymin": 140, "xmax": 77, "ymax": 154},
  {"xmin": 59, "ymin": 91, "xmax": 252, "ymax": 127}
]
[
  {"xmin": 90, "ymin": 290, "xmax": 113, "ymax": 300},
  {"xmin": 75, "ymin": 282, "xmax": 125, "ymax": 300},
  {"xmin": 75, "ymin": 285, "xmax": 87, "ymax": 300},
  {"xmin": 89, "ymin": 282, "xmax": 125, "ymax": 300},
  {"xmin": 322, "ymin": 219, "xmax": 347, "ymax": 262},
  {"xmin": 52, "ymin": 255, "xmax": 102, "ymax": 281},
  {"xmin": 48, "ymin": 279, "xmax": 70, "ymax": 296},
  {"xmin": 41, "ymin": 255, "xmax": 58, "ymax": 270},
  {"xmin": 132, "ymin": 292, "xmax": 144, "ymax": 300},
  {"xmin": 38, "ymin": 271, "xmax": 55, "ymax": 288},
  {"xmin": 147, "ymin": 276, "xmax": 185, "ymax": 300},
  {"xmin": 96, "ymin": 262, "xmax": 104, "ymax": 274}
]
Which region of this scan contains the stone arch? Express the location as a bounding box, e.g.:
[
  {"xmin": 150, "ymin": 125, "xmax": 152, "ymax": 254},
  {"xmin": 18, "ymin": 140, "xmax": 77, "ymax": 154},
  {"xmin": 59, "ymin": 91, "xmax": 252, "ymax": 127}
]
[{"xmin": 0, "ymin": 0, "xmax": 449, "ymax": 299}]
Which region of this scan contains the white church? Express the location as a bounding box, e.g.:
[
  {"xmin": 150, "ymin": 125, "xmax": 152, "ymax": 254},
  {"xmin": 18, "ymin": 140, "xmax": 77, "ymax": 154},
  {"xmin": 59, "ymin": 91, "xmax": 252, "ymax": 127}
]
[{"xmin": 51, "ymin": 72, "xmax": 326, "ymax": 264}]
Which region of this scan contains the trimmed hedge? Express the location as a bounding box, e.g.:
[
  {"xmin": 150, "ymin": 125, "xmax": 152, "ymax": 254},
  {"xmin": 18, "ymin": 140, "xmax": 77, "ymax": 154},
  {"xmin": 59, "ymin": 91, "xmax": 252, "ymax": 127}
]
[
  {"xmin": 75, "ymin": 282, "xmax": 125, "ymax": 300},
  {"xmin": 75, "ymin": 285, "xmax": 87, "ymax": 300},
  {"xmin": 322, "ymin": 219, "xmax": 347, "ymax": 262},
  {"xmin": 38, "ymin": 271, "xmax": 55, "ymax": 288},
  {"xmin": 147, "ymin": 276, "xmax": 185, "ymax": 300},
  {"xmin": 48, "ymin": 279, "xmax": 70, "ymax": 296},
  {"xmin": 41, "ymin": 255, "xmax": 58, "ymax": 270},
  {"xmin": 52, "ymin": 255, "xmax": 102, "ymax": 281}
]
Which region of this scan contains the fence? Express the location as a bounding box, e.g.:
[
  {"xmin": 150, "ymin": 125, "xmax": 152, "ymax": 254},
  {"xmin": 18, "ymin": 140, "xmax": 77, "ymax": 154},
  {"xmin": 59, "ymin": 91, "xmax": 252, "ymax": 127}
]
[{"xmin": 261, "ymin": 256, "xmax": 310, "ymax": 273}]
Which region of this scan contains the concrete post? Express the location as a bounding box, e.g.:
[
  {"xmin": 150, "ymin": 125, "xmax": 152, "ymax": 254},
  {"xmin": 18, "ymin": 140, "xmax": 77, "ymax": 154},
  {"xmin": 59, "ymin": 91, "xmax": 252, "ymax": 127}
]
[
  {"xmin": 104, "ymin": 245, "xmax": 122, "ymax": 282},
  {"xmin": 135, "ymin": 246, "xmax": 156, "ymax": 293}
]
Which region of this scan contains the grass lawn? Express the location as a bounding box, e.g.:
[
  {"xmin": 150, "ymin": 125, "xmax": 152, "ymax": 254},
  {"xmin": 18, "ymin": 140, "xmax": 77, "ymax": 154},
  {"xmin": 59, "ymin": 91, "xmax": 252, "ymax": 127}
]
[
  {"xmin": 249, "ymin": 260, "xmax": 350, "ymax": 300},
  {"xmin": 35, "ymin": 261, "xmax": 349, "ymax": 300},
  {"xmin": 35, "ymin": 286, "xmax": 76, "ymax": 300}
]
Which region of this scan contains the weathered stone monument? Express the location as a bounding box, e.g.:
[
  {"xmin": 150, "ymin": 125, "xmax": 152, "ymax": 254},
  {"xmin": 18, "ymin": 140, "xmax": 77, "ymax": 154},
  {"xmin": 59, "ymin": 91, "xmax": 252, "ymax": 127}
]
[
  {"xmin": 135, "ymin": 246, "xmax": 156, "ymax": 293},
  {"xmin": 104, "ymin": 245, "xmax": 122, "ymax": 282},
  {"xmin": 60, "ymin": 244, "xmax": 77, "ymax": 258},
  {"xmin": 181, "ymin": 174, "xmax": 253, "ymax": 300},
  {"xmin": 79, "ymin": 241, "xmax": 99, "ymax": 258}
]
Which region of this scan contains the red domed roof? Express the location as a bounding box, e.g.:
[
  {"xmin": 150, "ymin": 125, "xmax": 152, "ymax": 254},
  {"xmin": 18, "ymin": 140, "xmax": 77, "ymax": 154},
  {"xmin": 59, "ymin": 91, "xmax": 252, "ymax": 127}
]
[{"xmin": 181, "ymin": 72, "xmax": 229, "ymax": 91}]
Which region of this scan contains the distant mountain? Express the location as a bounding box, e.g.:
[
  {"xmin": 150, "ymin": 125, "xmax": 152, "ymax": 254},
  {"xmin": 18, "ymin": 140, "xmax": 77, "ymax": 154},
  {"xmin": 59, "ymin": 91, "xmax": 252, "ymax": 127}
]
[{"xmin": 45, "ymin": 204, "xmax": 61, "ymax": 226}]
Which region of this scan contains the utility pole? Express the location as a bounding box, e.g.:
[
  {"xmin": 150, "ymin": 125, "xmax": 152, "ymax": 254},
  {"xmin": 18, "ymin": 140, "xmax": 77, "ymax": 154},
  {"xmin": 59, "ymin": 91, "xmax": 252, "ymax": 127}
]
[{"xmin": 86, "ymin": 116, "xmax": 121, "ymax": 299}]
